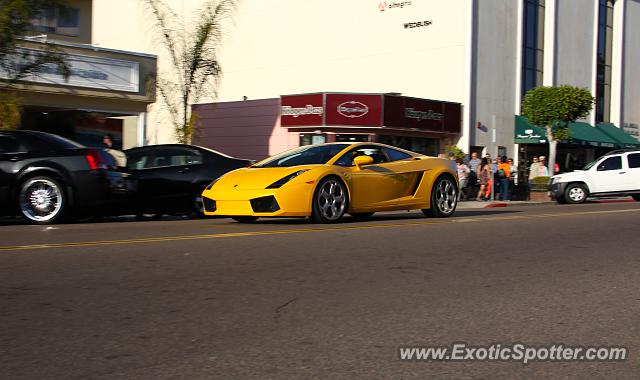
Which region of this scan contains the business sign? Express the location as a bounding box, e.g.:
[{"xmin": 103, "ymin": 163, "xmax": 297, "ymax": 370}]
[
  {"xmin": 325, "ymin": 94, "xmax": 382, "ymax": 126},
  {"xmin": 379, "ymin": 1, "xmax": 413, "ymax": 12},
  {"xmin": 383, "ymin": 95, "xmax": 461, "ymax": 133},
  {"xmin": 1, "ymin": 48, "xmax": 140, "ymax": 93},
  {"xmin": 281, "ymin": 93, "xmax": 461, "ymax": 134},
  {"xmin": 280, "ymin": 94, "xmax": 324, "ymax": 126},
  {"xmin": 623, "ymin": 123, "xmax": 640, "ymax": 138}
]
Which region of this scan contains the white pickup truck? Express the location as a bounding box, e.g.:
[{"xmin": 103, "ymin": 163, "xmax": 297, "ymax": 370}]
[{"xmin": 549, "ymin": 149, "xmax": 640, "ymax": 204}]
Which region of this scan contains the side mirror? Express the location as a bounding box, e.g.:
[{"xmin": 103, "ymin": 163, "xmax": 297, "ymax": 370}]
[{"xmin": 353, "ymin": 155, "xmax": 374, "ymax": 169}]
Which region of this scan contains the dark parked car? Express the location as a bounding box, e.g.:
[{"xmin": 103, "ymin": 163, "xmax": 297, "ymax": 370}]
[
  {"xmin": 124, "ymin": 144, "xmax": 252, "ymax": 216},
  {"xmin": 0, "ymin": 130, "xmax": 134, "ymax": 224}
]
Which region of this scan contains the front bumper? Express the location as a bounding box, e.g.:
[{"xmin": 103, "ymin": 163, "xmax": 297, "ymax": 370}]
[
  {"xmin": 548, "ymin": 181, "xmax": 567, "ymax": 200},
  {"xmin": 201, "ymin": 182, "xmax": 315, "ymax": 217}
]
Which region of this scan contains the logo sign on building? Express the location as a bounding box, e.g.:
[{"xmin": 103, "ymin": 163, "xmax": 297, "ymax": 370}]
[
  {"xmin": 379, "ymin": 1, "xmax": 413, "ymax": 12},
  {"xmin": 383, "ymin": 95, "xmax": 461, "ymax": 133},
  {"xmin": 280, "ymin": 94, "xmax": 324, "ymax": 126},
  {"xmin": 325, "ymin": 94, "xmax": 382, "ymax": 126},
  {"xmin": 623, "ymin": 123, "xmax": 640, "ymax": 138},
  {"xmin": 0, "ymin": 48, "xmax": 140, "ymax": 93}
]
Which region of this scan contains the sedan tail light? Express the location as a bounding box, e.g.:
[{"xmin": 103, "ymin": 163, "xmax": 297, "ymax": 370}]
[{"xmin": 85, "ymin": 149, "xmax": 107, "ymax": 170}]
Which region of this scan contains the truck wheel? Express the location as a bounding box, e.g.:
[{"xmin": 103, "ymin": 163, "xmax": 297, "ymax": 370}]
[{"xmin": 564, "ymin": 183, "xmax": 587, "ymax": 204}]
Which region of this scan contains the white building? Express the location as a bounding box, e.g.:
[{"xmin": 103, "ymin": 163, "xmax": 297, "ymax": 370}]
[{"xmin": 89, "ymin": 0, "xmax": 640, "ymax": 165}]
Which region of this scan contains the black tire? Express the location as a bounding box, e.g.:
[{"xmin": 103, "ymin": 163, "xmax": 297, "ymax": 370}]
[
  {"xmin": 19, "ymin": 176, "xmax": 67, "ymax": 225},
  {"xmin": 632, "ymin": 194, "xmax": 640, "ymax": 202},
  {"xmin": 422, "ymin": 175, "xmax": 458, "ymax": 218},
  {"xmin": 232, "ymin": 216, "xmax": 259, "ymax": 223},
  {"xmin": 350, "ymin": 212, "xmax": 374, "ymax": 220},
  {"xmin": 564, "ymin": 183, "xmax": 587, "ymax": 204},
  {"xmin": 312, "ymin": 177, "xmax": 348, "ymax": 223}
]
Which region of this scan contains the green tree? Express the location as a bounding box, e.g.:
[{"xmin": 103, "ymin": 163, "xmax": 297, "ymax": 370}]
[
  {"xmin": 521, "ymin": 85, "xmax": 594, "ymax": 175},
  {"xmin": 0, "ymin": 0, "xmax": 71, "ymax": 82},
  {"xmin": 142, "ymin": 0, "xmax": 238, "ymax": 144},
  {"xmin": 0, "ymin": 92, "xmax": 22, "ymax": 130}
]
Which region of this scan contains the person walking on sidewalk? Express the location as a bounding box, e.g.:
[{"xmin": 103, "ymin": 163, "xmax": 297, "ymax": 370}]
[
  {"xmin": 456, "ymin": 158, "xmax": 471, "ymax": 201},
  {"xmin": 476, "ymin": 157, "xmax": 491, "ymax": 201},
  {"xmin": 497, "ymin": 156, "xmax": 511, "ymax": 201}
]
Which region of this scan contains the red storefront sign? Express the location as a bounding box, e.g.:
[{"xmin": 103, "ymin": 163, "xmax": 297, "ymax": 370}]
[
  {"xmin": 280, "ymin": 94, "xmax": 324, "ymax": 127},
  {"xmin": 280, "ymin": 93, "xmax": 461, "ymax": 133},
  {"xmin": 325, "ymin": 94, "xmax": 383, "ymax": 126},
  {"xmin": 383, "ymin": 95, "xmax": 461, "ymax": 133}
]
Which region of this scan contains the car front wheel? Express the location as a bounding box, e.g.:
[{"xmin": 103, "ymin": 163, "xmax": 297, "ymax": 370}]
[
  {"xmin": 19, "ymin": 176, "xmax": 67, "ymax": 224},
  {"xmin": 564, "ymin": 183, "xmax": 587, "ymax": 204}
]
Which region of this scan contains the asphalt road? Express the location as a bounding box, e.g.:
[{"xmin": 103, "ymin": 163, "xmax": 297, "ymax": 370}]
[{"xmin": 2, "ymin": 202, "xmax": 640, "ymax": 379}]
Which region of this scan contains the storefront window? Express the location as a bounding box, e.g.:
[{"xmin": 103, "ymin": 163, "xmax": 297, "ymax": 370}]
[
  {"xmin": 335, "ymin": 134, "xmax": 370, "ymax": 142},
  {"xmin": 299, "ymin": 134, "xmax": 326, "ymax": 146},
  {"xmin": 377, "ymin": 135, "xmax": 439, "ymax": 156}
]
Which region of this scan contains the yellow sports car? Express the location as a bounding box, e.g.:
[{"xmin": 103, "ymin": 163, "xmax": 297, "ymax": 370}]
[{"xmin": 201, "ymin": 142, "xmax": 458, "ymax": 223}]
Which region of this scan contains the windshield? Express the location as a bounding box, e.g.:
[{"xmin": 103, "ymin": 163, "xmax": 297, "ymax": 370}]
[
  {"xmin": 583, "ymin": 158, "xmax": 600, "ymax": 170},
  {"xmin": 255, "ymin": 144, "xmax": 350, "ymax": 168}
]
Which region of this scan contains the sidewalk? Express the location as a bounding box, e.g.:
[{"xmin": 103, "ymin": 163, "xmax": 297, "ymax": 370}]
[{"xmin": 456, "ymin": 196, "xmax": 636, "ymax": 209}]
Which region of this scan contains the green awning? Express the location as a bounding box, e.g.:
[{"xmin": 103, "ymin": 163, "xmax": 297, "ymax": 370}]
[
  {"xmin": 595, "ymin": 123, "xmax": 640, "ymax": 148},
  {"xmin": 566, "ymin": 121, "xmax": 618, "ymax": 148},
  {"xmin": 514, "ymin": 115, "xmax": 547, "ymax": 144}
]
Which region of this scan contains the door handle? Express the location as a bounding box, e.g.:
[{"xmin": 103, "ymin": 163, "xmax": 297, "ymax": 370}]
[
  {"xmin": 178, "ymin": 167, "xmax": 190, "ymax": 174},
  {"xmin": 8, "ymin": 156, "xmax": 21, "ymax": 162},
  {"xmin": 619, "ymin": 171, "xmax": 626, "ymax": 174}
]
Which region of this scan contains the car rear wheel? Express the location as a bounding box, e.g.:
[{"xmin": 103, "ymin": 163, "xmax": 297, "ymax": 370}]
[
  {"xmin": 564, "ymin": 183, "xmax": 587, "ymax": 204},
  {"xmin": 232, "ymin": 216, "xmax": 259, "ymax": 223},
  {"xmin": 422, "ymin": 175, "xmax": 457, "ymax": 218},
  {"xmin": 19, "ymin": 176, "xmax": 67, "ymax": 224},
  {"xmin": 312, "ymin": 177, "xmax": 347, "ymax": 223}
]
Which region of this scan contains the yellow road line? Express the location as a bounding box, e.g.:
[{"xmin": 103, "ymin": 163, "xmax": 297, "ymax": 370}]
[{"xmin": 1, "ymin": 208, "xmax": 639, "ymax": 252}]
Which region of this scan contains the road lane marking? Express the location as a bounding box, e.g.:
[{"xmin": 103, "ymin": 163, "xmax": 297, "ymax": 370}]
[{"xmin": 1, "ymin": 208, "xmax": 639, "ymax": 252}]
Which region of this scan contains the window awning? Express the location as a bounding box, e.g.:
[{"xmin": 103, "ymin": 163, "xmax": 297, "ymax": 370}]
[
  {"xmin": 566, "ymin": 121, "xmax": 618, "ymax": 148},
  {"xmin": 514, "ymin": 116, "xmax": 547, "ymax": 144},
  {"xmin": 595, "ymin": 123, "xmax": 640, "ymax": 148}
]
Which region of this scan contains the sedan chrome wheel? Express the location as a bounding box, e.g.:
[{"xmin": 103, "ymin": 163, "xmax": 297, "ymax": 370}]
[
  {"xmin": 313, "ymin": 178, "xmax": 347, "ymax": 223},
  {"xmin": 19, "ymin": 178, "xmax": 65, "ymax": 224}
]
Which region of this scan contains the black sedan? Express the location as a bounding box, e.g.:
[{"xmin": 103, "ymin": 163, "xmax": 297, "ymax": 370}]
[
  {"xmin": 0, "ymin": 130, "xmax": 134, "ymax": 224},
  {"xmin": 124, "ymin": 144, "xmax": 252, "ymax": 217}
]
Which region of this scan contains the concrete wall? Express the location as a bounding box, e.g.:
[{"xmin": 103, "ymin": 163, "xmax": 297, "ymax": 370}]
[
  {"xmin": 192, "ymin": 98, "xmax": 297, "ymax": 161},
  {"xmin": 623, "ymin": 0, "xmax": 640, "ymax": 127},
  {"xmin": 554, "ymin": 0, "xmax": 596, "ymax": 91},
  {"xmin": 470, "ymin": 0, "xmax": 519, "ymax": 158}
]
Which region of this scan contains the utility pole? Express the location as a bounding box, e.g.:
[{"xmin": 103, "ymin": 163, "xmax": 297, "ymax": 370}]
[{"xmin": 490, "ymin": 115, "xmax": 496, "ymax": 201}]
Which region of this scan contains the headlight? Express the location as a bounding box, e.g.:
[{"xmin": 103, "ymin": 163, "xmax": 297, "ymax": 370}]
[{"xmin": 266, "ymin": 169, "xmax": 309, "ymax": 189}]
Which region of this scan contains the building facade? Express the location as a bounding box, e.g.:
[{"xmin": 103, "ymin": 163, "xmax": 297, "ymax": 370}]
[
  {"xmin": 192, "ymin": 0, "xmax": 640, "ymax": 164},
  {"xmin": 1, "ymin": 0, "xmax": 157, "ymax": 149}
]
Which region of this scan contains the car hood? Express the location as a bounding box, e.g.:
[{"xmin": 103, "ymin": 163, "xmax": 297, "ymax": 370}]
[{"xmin": 213, "ymin": 166, "xmax": 318, "ymax": 190}]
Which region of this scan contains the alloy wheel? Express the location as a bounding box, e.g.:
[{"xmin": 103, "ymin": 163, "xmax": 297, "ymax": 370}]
[
  {"xmin": 317, "ymin": 179, "xmax": 346, "ymax": 221},
  {"xmin": 20, "ymin": 178, "xmax": 64, "ymax": 223}
]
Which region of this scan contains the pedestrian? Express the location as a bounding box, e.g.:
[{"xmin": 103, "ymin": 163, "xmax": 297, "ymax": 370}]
[
  {"xmin": 467, "ymin": 152, "xmax": 481, "ymax": 200},
  {"xmin": 103, "ymin": 134, "xmax": 114, "ymax": 149},
  {"xmin": 529, "ymin": 156, "xmax": 540, "ymax": 186},
  {"xmin": 476, "ymin": 157, "xmax": 491, "ymax": 201},
  {"xmin": 538, "ymin": 156, "xmax": 549, "ymax": 177},
  {"xmin": 456, "ymin": 158, "xmax": 470, "ymax": 201},
  {"xmin": 497, "ymin": 155, "xmax": 511, "ymax": 201}
]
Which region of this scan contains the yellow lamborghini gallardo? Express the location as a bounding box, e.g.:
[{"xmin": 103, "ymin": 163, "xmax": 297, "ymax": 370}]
[{"xmin": 201, "ymin": 142, "xmax": 458, "ymax": 223}]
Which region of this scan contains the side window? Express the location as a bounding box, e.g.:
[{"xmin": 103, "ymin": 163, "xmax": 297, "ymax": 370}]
[
  {"xmin": 597, "ymin": 156, "xmax": 622, "ymax": 171},
  {"xmin": 383, "ymin": 147, "xmax": 412, "ymax": 162},
  {"xmin": 627, "ymin": 153, "xmax": 640, "ymax": 169},
  {"xmin": 126, "ymin": 150, "xmax": 152, "ymax": 169},
  {"xmin": 150, "ymin": 148, "xmax": 203, "ymax": 168},
  {"xmin": 334, "ymin": 146, "xmax": 388, "ymax": 166},
  {"xmin": 0, "ymin": 135, "xmax": 22, "ymax": 154}
]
